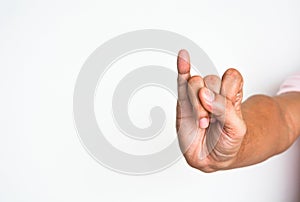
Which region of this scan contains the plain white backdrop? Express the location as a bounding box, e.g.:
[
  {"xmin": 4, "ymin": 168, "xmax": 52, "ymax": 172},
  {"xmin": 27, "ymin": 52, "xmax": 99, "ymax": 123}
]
[{"xmin": 1, "ymin": 0, "xmax": 300, "ymax": 201}]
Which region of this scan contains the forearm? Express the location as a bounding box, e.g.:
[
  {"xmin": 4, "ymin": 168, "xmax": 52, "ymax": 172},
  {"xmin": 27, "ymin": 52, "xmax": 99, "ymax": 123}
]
[
  {"xmin": 229, "ymin": 93, "xmax": 300, "ymax": 169},
  {"xmin": 275, "ymin": 92, "xmax": 300, "ymax": 139}
]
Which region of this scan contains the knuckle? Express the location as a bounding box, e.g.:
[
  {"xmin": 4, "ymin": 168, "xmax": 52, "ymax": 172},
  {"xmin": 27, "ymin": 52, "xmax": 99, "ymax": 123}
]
[
  {"xmin": 224, "ymin": 68, "xmax": 243, "ymax": 82},
  {"xmin": 184, "ymin": 151, "xmax": 219, "ymax": 173},
  {"xmin": 184, "ymin": 152, "xmax": 198, "ymax": 167},
  {"xmin": 200, "ymin": 167, "xmax": 215, "ymax": 173},
  {"xmin": 188, "ymin": 75, "xmax": 203, "ymax": 86},
  {"xmin": 204, "ymin": 75, "xmax": 221, "ymax": 83},
  {"xmin": 185, "ymin": 156, "xmax": 216, "ymax": 173}
]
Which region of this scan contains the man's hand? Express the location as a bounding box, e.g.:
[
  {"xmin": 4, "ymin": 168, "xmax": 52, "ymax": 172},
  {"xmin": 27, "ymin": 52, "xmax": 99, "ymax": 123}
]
[{"xmin": 176, "ymin": 49, "xmax": 247, "ymax": 172}]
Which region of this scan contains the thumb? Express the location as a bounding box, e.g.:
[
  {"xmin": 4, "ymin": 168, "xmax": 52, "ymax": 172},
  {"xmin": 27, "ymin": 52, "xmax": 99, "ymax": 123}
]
[{"xmin": 199, "ymin": 87, "xmax": 246, "ymax": 137}]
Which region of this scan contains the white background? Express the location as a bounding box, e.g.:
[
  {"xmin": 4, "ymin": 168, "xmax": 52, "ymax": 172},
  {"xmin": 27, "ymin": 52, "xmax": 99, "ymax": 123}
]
[{"xmin": 1, "ymin": 0, "xmax": 300, "ymax": 201}]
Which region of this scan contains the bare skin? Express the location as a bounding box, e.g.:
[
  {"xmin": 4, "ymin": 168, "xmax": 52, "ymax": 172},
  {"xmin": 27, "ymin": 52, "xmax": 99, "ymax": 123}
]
[{"xmin": 176, "ymin": 49, "xmax": 300, "ymax": 172}]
